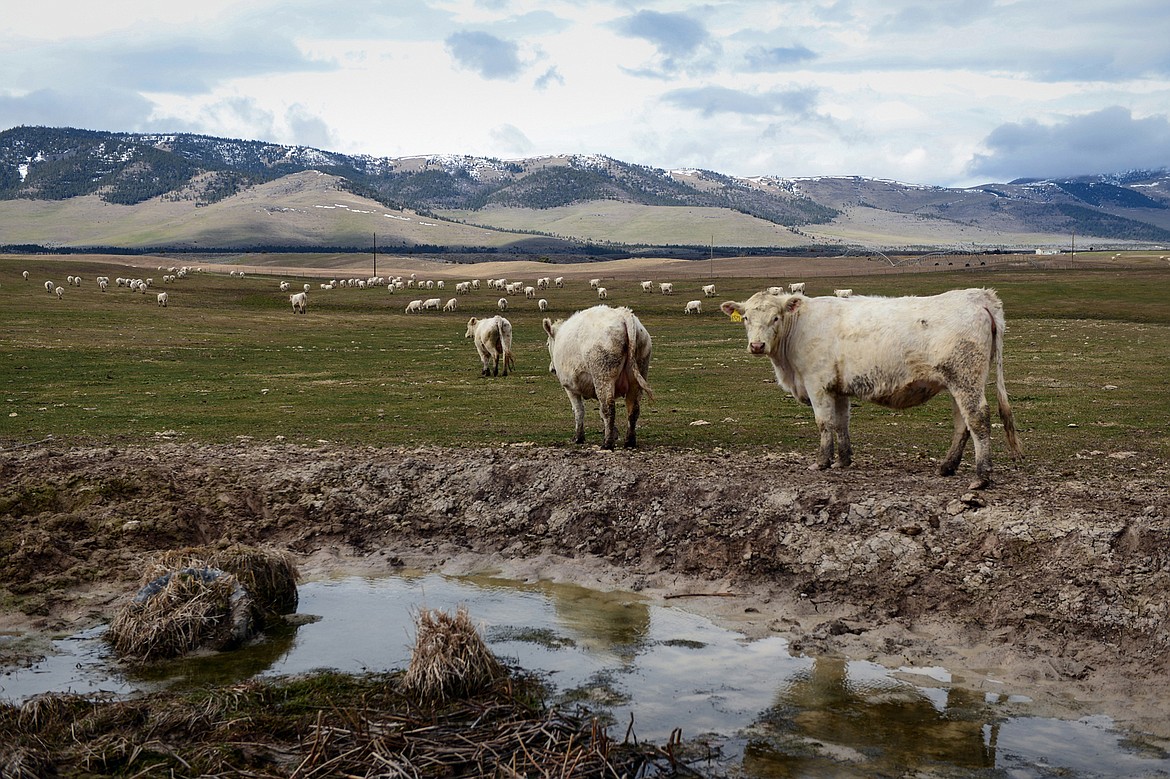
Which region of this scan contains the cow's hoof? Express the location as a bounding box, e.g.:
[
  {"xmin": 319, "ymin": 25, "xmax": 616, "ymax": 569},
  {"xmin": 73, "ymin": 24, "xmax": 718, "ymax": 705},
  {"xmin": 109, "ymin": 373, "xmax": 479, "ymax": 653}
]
[
  {"xmin": 968, "ymin": 476, "xmax": 991, "ymax": 490},
  {"xmin": 809, "ymin": 462, "xmax": 830, "ymax": 471}
]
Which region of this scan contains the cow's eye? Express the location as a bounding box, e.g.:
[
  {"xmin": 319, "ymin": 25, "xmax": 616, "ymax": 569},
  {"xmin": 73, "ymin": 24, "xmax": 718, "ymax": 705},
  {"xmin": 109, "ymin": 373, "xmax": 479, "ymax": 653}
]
[{"xmin": 771, "ymin": 315, "xmax": 779, "ymax": 324}]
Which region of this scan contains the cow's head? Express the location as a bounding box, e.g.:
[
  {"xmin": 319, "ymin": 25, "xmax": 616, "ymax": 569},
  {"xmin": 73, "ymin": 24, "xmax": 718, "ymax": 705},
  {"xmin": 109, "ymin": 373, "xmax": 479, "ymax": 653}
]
[
  {"xmin": 542, "ymin": 317, "xmax": 562, "ymax": 373},
  {"xmin": 721, "ymin": 291, "xmax": 803, "ymax": 355},
  {"xmin": 464, "ymin": 317, "xmax": 479, "ymax": 338}
]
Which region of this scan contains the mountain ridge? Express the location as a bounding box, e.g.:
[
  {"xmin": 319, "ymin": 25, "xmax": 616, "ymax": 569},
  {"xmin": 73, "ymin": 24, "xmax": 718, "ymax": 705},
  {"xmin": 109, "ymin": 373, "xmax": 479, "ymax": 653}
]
[{"xmin": 2, "ymin": 125, "xmax": 1169, "ymax": 252}]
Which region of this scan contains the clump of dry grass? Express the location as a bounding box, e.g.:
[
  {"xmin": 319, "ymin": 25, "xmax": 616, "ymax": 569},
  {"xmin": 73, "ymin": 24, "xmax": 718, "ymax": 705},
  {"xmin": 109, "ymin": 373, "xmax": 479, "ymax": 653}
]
[
  {"xmin": 107, "ymin": 567, "xmax": 253, "ymax": 662},
  {"xmin": 107, "ymin": 544, "xmax": 299, "ymax": 663},
  {"xmin": 145, "ymin": 543, "xmax": 300, "ymax": 618},
  {"xmin": 402, "ymin": 605, "xmax": 507, "ymax": 703}
]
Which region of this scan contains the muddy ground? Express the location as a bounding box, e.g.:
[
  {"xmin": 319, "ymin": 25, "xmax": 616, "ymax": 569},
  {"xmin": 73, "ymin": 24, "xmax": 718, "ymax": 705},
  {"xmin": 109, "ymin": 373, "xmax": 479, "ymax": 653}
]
[{"xmin": 2, "ymin": 440, "xmax": 1169, "ymax": 738}]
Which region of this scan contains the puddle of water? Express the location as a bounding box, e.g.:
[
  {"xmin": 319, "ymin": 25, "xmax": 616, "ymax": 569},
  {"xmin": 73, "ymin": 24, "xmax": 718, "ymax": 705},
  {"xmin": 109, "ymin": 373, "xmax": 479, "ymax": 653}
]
[{"xmin": 2, "ymin": 572, "xmax": 1169, "ymax": 778}]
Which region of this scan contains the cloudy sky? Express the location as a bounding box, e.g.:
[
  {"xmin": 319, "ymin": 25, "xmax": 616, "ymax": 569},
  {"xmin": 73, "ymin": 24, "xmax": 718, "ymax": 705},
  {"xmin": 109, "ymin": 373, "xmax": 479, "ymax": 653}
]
[{"xmin": 4, "ymin": 0, "xmax": 1169, "ymax": 187}]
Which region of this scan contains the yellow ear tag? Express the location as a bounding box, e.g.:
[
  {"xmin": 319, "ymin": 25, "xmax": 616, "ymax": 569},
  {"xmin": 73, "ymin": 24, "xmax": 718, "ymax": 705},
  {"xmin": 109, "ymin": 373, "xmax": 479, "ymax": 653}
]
[{"xmin": 729, "ymin": 311, "xmax": 743, "ymax": 323}]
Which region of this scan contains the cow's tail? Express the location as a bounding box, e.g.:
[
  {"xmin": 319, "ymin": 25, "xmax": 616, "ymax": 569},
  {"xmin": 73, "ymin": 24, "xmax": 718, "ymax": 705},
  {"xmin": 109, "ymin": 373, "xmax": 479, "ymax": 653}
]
[
  {"xmin": 622, "ymin": 315, "xmax": 654, "ymax": 401},
  {"xmin": 988, "ymin": 302, "xmax": 1023, "ymax": 458},
  {"xmin": 496, "ymin": 317, "xmax": 515, "ymax": 373}
]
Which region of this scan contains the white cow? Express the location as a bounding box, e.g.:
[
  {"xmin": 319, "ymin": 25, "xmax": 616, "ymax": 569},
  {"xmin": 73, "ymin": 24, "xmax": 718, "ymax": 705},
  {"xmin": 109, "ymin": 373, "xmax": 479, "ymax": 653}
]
[
  {"xmin": 157, "ymin": 291, "xmax": 169, "ymax": 307},
  {"xmin": 659, "ymin": 282, "xmax": 673, "ymax": 295},
  {"xmin": 497, "ymin": 298, "xmax": 508, "ymax": 311},
  {"xmin": 54, "ymin": 286, "xmax": 64, "ymax": 299},
  {"xmin": 834, "ymin": 289, "xmax": 853, "ymax": 298},
  {"xmin": 525, "ymin": 286, "xmax": 536, "ymax": 299},
  {"xmin": 788, "ymin": 282, "xmax": 805, "ymax": 294},
  {"xmin": 538, "ymin": 298, "xmax": 549, "ymax": 312},
  {"xmin": 589, "ymin": 278, "xmax": 601, "ymax": 289},
  {"xmin": 702, "ymin": 284, "xmax": 716, "ymax": 298},
  {"xmin": 465, "ymin": 315, "xmax": 515, "ymax": 377},
  {"xmin": 720, "ymin": 288, "xmax": 1023, "ymax": 489},
  {"xmin": 554, "ymin": 277, "xmax": 564, "ymax": 288},
  {"xmin": 289, "ymin": 291, "xmax": 307, "ymax": 314},
  {"xmin": 640, "ymin": 280, "xmax": 654, "ymax": 293},
  {"xmin": 422, "ymin": 297, "xmax": 442, "ymax": 311},
  {"xmin": 543, "ymin": 305, "xmax": 653, "ymax": 450},
  {"xmin": 45, "ymin": 280, "xmax": 54, "ymax": 293},
  {"xmin": 443, "ymin": 298, "xmax": 458, "ymax": 312},
  {"xmin": 22, "ymin": 270, "xmax": 29, "ymax": 281},
  {"xmin": 597, "ymin": 287, "xmax": 608, "ymax": 300},
  {"xmin": 280, "ymin": 281, "xmax": 291, "ymax": 292},
  {"xmin": 684, "ymin": 300, "xmax": 702, "ymax": 314},
  {"xmin": 405, "ymin": 299, "xmax": 423, "ymax": 313}
]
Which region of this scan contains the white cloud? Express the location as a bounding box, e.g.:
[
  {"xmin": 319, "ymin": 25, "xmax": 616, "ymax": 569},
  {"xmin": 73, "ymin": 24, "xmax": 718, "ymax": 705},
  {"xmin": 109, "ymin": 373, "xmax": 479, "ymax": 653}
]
[{"xmin": 1, "ymin": 0, "xmax": 1168, "ymax": 186}]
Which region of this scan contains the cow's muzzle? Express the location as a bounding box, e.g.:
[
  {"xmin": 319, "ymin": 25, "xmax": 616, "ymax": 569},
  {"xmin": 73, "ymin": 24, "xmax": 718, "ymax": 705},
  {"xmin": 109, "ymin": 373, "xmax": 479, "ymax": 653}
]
[{"xmin": 749, "ymin": 342, "xmax": 766, "ymax": 355}]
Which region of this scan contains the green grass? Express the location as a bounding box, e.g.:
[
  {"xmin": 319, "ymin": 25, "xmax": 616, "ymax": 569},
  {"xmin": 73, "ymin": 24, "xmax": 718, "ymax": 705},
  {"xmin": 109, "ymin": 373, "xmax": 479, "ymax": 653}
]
[{"xmin": 2, "ymin": 255, "xmax": 1169, "ymax": 472}]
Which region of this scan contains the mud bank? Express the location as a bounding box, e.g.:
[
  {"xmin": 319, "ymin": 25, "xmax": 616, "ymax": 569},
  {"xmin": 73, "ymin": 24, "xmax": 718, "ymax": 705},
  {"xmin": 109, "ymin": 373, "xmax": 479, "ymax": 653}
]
[{"xmin": 2, "ymin": 441, "xmax": 1168, "ymax": 736}]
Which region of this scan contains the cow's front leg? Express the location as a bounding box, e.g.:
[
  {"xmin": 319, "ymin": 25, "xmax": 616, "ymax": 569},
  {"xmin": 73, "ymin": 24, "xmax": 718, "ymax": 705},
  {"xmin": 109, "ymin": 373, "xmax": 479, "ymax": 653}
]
[
  {"xmin": 809, "ymin": 393, "xmax": 836, "ymax": 470},
  {"xmin": 566, "ymin": 391, "xmax": 587, "ymax": 444},
  {"xmin": 831, "ymin": 394, "xmax": 853, "ymax": 468}
]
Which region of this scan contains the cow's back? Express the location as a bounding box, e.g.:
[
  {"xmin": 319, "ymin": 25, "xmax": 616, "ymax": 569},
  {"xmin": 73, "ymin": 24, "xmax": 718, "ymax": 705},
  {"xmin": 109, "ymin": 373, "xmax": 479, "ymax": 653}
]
[{"xmin": 795, "ymin": 289, "xmax": 1001, "ymax": 401}]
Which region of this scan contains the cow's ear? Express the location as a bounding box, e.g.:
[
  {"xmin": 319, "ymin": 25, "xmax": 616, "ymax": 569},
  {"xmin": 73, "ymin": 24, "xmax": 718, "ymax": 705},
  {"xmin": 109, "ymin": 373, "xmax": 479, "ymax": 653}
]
[
  {"xmin": 720, "ymin": 301, "xmax": 743, "ymax": 316},
  {"xmin": 785, "ymin": 297, "xmax": 802, "ymax": 314},
  {"xmin": 542, "ymin": 317, "xmax": 555, "ymax": 336}
]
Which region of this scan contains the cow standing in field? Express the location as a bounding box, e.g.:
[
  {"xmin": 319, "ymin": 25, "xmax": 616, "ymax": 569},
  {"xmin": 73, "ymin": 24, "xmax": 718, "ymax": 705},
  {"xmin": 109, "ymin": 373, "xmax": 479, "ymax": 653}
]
[
  {"xmin": 720, "ymin": 288, "xmax": 1022, "ymax": 489},
  {"xmin": 289, "ymin": 291, "xmax": 307, "ymax": 314},
  {"xmin": 543, "ymin": 305, "xmax": 653, "ymax": 449},
  {"xmin": 465, "ymin": 315, "xmax": 515, "ymax": 377}
]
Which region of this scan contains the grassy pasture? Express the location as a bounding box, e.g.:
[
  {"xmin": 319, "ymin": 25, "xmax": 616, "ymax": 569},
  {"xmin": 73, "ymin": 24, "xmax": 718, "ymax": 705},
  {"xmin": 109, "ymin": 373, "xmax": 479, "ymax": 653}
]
[{"xmin": 2, "ymin": 255, "xmax": 1168, "ymax": 477}]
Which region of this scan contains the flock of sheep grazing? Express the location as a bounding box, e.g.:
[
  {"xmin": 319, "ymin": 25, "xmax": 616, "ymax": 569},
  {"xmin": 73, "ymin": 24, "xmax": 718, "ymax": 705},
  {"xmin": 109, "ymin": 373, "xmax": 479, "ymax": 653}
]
[{"xmin": 23, "ymin": 265, "xmax": 195, "ymax": 307}]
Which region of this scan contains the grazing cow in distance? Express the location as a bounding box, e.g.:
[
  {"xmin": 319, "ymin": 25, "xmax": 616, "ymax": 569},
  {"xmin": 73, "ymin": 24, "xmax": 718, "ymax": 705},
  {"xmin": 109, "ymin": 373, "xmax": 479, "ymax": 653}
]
[
  {"xmin": 538, "ymin": 298, "xmax": 549, "ymax": 312},
  {"xmin": 788, "ymin": 282, "xmax": 805, "ymax": 294},
  {"xmin": 405, "ymin": 299, "xmax": 423, "ymax": 313},
  {"xmin": 720, "ymin": 288, "xmax": 1022, "ymax": 489},
  {"xmin": 543, "ymin": 305, "xmax": 653, "ymax": 449},
  {"xmin": 289, "ymin": 291, "xmax": 307, "ymax": 314},
  {"xmin": 45, "ymin": 280, "xmax": 54, "ymax": 293},
  {"xmin": 659, "ymin": 282, "xmax": 673, "ymax": 295},
  {"xmin": 589, "ymin": 278, "xmax": 601, "ymax": 289},
  {"xmin": 157, "ymin": 291, "xmax": 169, "ymax": 307},
  {"xmin": 702, "ymin": 284, "xmax": 716, "ymax": 298},
  {"xmin": 497, "ymin": 298, "xmax": 508, "ymax": 311},
  {"xmin": 834, "ymin": 289, "xmax": 853, "ymax": 298},
  {"xmin": 554, "ymin": 277, "xmax": 564, "ymax": 288},
  {"xmin": 597, "ymin": 287, "xmax": 608, "ymax": 300},
  {"xmin": 443, "ymin": 298, "xmax": 458, "ymax": 312},
  {"xmin": 684, "ymin": 300, "xmax": 702, "ymax": 314},
  {"xmin": 465, "ymin": 315, "xmax": 515, "ymax": 377},
  {"xmin": 641, "ymin": 280, "xmax": 653, "ymax": 293},
  {"xmin": 423, "ymin": 297, "xmax": 442, "ymax": 311}
]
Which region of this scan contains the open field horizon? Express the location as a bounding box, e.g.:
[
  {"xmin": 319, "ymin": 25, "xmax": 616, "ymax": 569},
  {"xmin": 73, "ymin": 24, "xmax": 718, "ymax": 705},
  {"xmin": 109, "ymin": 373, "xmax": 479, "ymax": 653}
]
[{"xmin": 3, "ymin": 252, "xmax": 1168, "ymax": 481}]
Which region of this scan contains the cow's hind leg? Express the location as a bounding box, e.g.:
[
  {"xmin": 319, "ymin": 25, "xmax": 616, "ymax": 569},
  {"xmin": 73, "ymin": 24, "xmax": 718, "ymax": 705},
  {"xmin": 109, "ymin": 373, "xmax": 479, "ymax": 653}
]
[
  {"xmin": 623, "ymin": 390, "xmax": 641, "ymax": 448},
  {"xmin": 939, "ymin": 395, "xmax": 971, "ymax": 477},
  {"xmin": 598, "ymin": 387, "xmax": 618, "ymax": 450},
  {"xmin": 951, "ymin": 388, "xmax": 993, "ymax": 489}
]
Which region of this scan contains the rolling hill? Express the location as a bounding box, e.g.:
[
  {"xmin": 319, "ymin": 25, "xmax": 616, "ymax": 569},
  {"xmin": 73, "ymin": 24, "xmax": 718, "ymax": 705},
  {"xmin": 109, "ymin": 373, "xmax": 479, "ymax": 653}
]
[{"xmin": 2, "ymin": 125, "xmax": 1169, "ymax": 254}]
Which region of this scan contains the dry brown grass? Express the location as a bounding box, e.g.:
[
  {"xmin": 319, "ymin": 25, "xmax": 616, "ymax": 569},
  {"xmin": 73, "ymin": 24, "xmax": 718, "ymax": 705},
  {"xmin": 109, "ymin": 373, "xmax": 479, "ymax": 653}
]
[
  {"xmin": 402, "ymin": 605, "xmax": 508, "ymax": 704},
  {"xmin": 145, "ymin": 543, "xmax": 300, "ymax": 618},
  {"xmin": 106, "ymin": 567, "xmax": 253, "ymax": 662}
]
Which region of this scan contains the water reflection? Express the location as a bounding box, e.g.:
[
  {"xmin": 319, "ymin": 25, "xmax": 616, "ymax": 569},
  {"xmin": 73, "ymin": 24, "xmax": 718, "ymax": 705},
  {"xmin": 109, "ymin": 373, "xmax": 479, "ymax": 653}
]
[{"xmin": 3, "ymin": 573, "xmax": 1169, "ymax": 778}]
